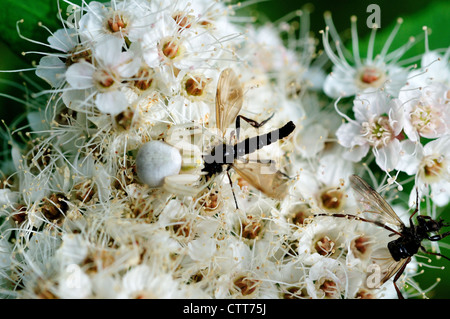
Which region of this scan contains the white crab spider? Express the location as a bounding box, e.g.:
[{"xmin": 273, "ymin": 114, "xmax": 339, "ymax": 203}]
[
  {"xmin": 163, "ymin": 173, "xmax": 207, "ymax": 196},
  {"xmin": 136, "ymin": 140, "xmax": 183, "ymax": 187},
  {"xmin": 160, "ymin": 123, "xmax": 216, "ymax": 196}
]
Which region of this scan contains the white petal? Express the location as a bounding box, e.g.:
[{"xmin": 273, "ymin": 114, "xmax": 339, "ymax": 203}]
[
  {"xmin": 78, "ymin": 1, "xmax": 106, "ymax": 41},
  {"xmin": 374, "ymin": 139, "xmax": 401, "ymax": 171},
  {"xmin": 388, "ymin": 99, "xmax": 404, "ymax": 136},
  {"xmin": 188, "ymin": 237, "xmax": 216, "ymax": 261},
  {"xmin": 324, "ymin": 71, "xmax": 356, "ymax": 98},
  {"xmin": 384, "ymin": 65, "xmax": 409, "ymax": 97},
  {"xmin": 0, "ymin": 189, "xmax": 18, "ymax": 206},
  {"xmin": 65, "ymin": 61, "xmax": 95, "ymax": 89},
  {"xmin": 336, "ymin": 122, "xmax": 365, "ymax": 148},
  {"xmin": 95, "ymin": 91, "xmax": 128, "ymax": 115},
  {"xmin": 430, "ymin": 181, "xmax": 450, "ymax": 207},
  {"xmin": 396, "ymin": 140, "xmax": 421, "ymax": 175},
  {"xmin": 142, "ymin": 46, "xmax": 161, "ymax": 68},
  {"xmin": 403, "ymin": 117, "xmax": 420, "ymax": 142},
  {"xmin": 342, "ymin": 143, "xmax": 370, "ymax": 162},
  {"xmin": 295, "ymin": 123, "xmax": 328, "ymax": 158},
  {"xmin": 116, "ymin": 52, "xmax": 141, "ymax": 78},
  {"xmin": 423, "ymin": 135, "xmax": 450, "ymax": 157},
  {"xmin": 48, "ymin": 28, "xmax": 77, "ymax": 52},
  {"xmin": 94, "ymin": 36, "xmax": 124, "ymax": 66},
  {"xmin": 36, "ymin": 56, "xmax": 67, "ymax": 87},
  {"xmin": 318, "ymin": 150, "xmax": 354, "ymax": 186}
]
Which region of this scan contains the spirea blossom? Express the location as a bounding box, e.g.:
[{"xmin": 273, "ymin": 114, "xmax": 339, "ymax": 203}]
[
  {"xmin": 335, "ymin": 89, "xmax": 405, "ymax": 172},
  {"xmin": 0, "ymin": 0, "xmax": 449, "ymax": 301}
]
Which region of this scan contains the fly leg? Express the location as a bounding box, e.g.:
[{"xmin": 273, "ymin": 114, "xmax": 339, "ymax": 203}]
[
  {"xmin": 226, "ymin": 166, "xmax": 239, "ymax": 210},
  {"xmin": 409, "ymin": 187, "xmax": 420, "ymax": 227},
  {"xmin": 427, "ymin": 231, "xmax": 450, "ymax": 242},
  {"xmin": 393, "ymin": 257, "xmax": 411, "ymax": 299},
  {"xmin": 420, "ymin": 245, "xmax": 450, "ymax": 261}
]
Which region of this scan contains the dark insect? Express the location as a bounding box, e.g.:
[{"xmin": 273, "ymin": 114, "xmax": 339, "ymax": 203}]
[
  {"xmin": 316, "ymin": 174, "xmax": 450, "ymax": 299},
  {"xmin": 202, "ymin": 68, "xmax": 296, "ymax": 207}
]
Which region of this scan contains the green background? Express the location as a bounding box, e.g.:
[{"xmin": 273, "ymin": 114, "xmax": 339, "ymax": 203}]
[{"xmin": 0, "ymin": 0, "xmax": 449, "ymax": 298}]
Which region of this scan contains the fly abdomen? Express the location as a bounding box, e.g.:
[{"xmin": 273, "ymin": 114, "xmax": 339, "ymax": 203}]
[{"xmin": 234, "ymin": 121, "xmax": 295, "ymax": 157}]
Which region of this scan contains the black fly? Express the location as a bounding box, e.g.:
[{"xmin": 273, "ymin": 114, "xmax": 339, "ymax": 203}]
[
  {"xmin": 202, "ymin": 68, "xmax": 296, "ymax": 207},
  {"xmin": 316, "ymin": 174, "xmax": 450, "ymax": 299}
]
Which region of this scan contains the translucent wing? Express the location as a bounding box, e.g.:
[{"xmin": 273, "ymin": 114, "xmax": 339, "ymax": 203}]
[
  {"xmin": 380, "ymin": 259, "xmax": 409, "ymax": 286},
  {"xmin": 349, "ymin": 175, "xmax": 404, "ymax": 228},
  {"xmin": 232, "ymin": 161, "xmax": 290, "ymax": 200},
  {"xmin": 369, "ymin": 247, "xmax": 410, "ymax": 288},
  {"xmin": 215, "ymin": 68, "xmax": 243, "ymax": 133}
]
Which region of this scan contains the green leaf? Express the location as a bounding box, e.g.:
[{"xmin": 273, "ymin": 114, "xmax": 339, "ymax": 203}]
[
  {"xmin": 356, "ymin": 1, "xmax": 450, "ymax": 64},
  {"xmin": 0, "ymin": 0, "xmax": 109, "ymax": 65},
  {"xmin": 0, "ymin": 0, "xmax": 64, "ymax": 61}
]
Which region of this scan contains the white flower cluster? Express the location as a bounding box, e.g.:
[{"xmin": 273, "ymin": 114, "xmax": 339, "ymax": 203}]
[
  {"xmin": 0, "ymin": 0, "xmax": 448, "ymax": 299},
  {"xmin": 323, "ymin": 19, "xmax": 450, "ymax": 207}
]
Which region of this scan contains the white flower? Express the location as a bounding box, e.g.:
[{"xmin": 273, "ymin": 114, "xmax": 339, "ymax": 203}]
[
  {"xmin": 36, "ymin": 28, "xmax": 82, "ymax": 87},
  {"xmin": 296, "ymin": 218, "xmax": 346, "ymax": 264},
  {"xmin": 322, "ymin": 15, "xmax": 412, "ymax": 98},
  {"xmin": 291, "ymin": 93, "xmax": 341, "ymax": 159},
  {"xmin": 306, "ymin": 257, "xmax": 361, "ymax": 299},
  {"xmin": 336, "ymin": 90, "xmax": 405, "ymax": 171},
  {"xmin": 71, "ymin": 154, "xmax": 113, "ymax": 203},
  {"xmin": 245, "ymin": 24, "xmax": 298, "ymax": 74},
  {"xmin": 78, "ymin": 0, "xmax": 152, "ymax": 43},
  {"xmin": 406, "ymin": 39, "xmax": 450, "ymax": 88},
  {"xmin": 399, "ymin": 82, "xmax": 450, "ymax": 141},
  {"xmin": 4, "ymin": 0, "xmax": 448, "ymax": 300},
  {"xmin": 65, "ymin": 36, "xmax": 140, "ymax": 114},
  {"xmin": 187, "ymin": 223, "xmax": 219, "ymax": 262},
  {"xmin": 290, "ymin": 148, "xmax": 354, "ymax": 214},
  {"xmin": 397, "ymin": 136, "xmax": 450, "ymax": 207},
  {"xmin": 119, "ymin": 264, "xmax": 184, "ymax": 298},
  {"xmin": 140, "ymin": 11, "xmax": 224, "ymax": 71}
]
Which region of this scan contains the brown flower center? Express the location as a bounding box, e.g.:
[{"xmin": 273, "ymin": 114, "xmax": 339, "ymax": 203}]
[
  {"xmin": 314, "ymin": 236, "xmax": 335, "ymax": 256},
  {"xmin": 184, "ymin": 76, "xmax": 208, "ymax": 96},
  {"xmin": 162, "ymin": 38, "xmax": 181, "ymax": 59},
  {"xmin": 319, "ymin": 188, "xmax": 345, "ymax": 211},
  {"xmin": 107, "ymin": 14, "xmax": 128, "ymax": 33},
  {"xmin": 233, "ymin": 276, "xmax": 259, "ymax": 296}
]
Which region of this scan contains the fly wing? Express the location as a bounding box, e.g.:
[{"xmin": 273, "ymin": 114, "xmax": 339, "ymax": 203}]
[
  {"xmin": 232, "ymin": 161, "xmax": 290, "ymax": 200},
  {"xmin": 349, "ymin": 175, "xmax": 404, "ymax": 228},
  {"xmin": 380, "ymin": 259, "xmax": 409, "ymax": 286},
  {"xmin": 215, "ymin": 68, "xmax": 243, "ymax": 133},
  {"xmin": 368, "ymin": 247, "xmax": 410, "ymax": 289}
]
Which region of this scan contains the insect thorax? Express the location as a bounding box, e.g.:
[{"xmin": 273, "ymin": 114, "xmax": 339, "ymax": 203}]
[{"xmin": 202, "ymin": 144, "xmax": 235, "ymax": 176}]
